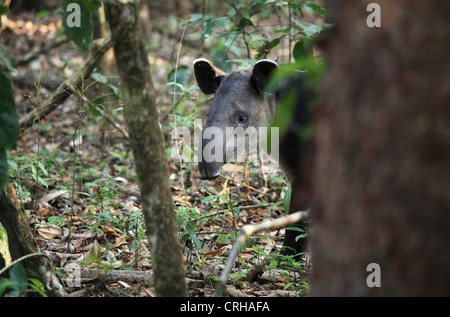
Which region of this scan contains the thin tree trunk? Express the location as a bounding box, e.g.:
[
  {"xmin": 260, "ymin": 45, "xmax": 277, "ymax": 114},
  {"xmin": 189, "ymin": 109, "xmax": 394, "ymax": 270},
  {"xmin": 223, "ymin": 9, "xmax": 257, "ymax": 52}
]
[
  {"xmin": 104, "ymin": 1, "xmax": 187, "ymax": 296},
  {"xmin": 0, "ymin": 184, "xmax": 67, "ymax": 296},
  {"xmin": 312, "ymin": 0, "xmax": 450, "ymax": 296}
]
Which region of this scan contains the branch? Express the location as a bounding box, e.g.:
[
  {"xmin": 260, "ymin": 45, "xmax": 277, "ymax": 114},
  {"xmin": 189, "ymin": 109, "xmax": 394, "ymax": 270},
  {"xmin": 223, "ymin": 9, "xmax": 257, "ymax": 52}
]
[
  {"xmin": 215, "ymin": 210, "xmax": 309, "ymax": 296},
  {"xmin": 0, "ymin": 252, "xmax": 50, "ymax": 276},
  {"xmin": 19, "ymin": 34, "xmax": 113, "ymax": 131},
  {"xmin": 68, "ymin": 85, "xmax": 129, "ymax": 139}
]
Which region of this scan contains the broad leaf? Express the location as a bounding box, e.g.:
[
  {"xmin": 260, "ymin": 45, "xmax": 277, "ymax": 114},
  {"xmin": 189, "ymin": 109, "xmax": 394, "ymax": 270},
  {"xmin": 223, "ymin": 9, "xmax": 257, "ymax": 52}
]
[
  {"xmin": 62, "ymin": 0, "xmax": 100, "ymax": 51},
  {"xmin": 0, "ymin": 69, "xmax": 19, "ymax": 188}
]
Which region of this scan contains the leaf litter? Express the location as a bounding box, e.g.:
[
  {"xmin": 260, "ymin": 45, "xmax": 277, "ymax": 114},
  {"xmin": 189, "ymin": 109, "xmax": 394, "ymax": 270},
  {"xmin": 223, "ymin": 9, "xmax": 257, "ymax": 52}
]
[{"xmin": 3, "ymin": 7, "xmax": 310, "ymax": 297}]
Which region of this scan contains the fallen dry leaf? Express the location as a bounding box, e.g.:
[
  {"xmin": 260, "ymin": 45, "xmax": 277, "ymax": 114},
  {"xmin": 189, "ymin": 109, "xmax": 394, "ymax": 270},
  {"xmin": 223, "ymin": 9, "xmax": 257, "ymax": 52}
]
[
  {"xmin": 173, "ymin": 195, "xmax": 191, "ymax": 206},
  {"xmin": 203, "ymin": 246, "xmax": 227, "ymax": 258},
  {"xmin": 100, "ymin": 225, "xmax": 119, "ymax": 237},
  {"xmin": 114, "ymin": 234, "xmax": 129, "ymax": 248},
  {"xmin": 37, "ymin": 225, "xmax": 62, "ymax": 240}
]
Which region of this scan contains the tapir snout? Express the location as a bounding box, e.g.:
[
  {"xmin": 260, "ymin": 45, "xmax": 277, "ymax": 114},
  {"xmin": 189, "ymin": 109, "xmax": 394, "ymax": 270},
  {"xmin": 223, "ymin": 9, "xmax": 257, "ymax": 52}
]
[
  {"xmin": 194, "ymin": 58, "xmax": 278, "ymax": 181},
  {"xmin": 198, "ymin": 159, "xmax": 222, "ymax": 180}
]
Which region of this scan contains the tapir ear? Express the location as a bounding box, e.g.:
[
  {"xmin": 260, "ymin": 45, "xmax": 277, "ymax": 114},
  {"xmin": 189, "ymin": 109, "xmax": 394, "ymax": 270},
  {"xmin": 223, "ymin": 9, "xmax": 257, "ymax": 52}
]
[
  {"xmin": 251, "ymin": 59, "xmax": 278, "ymax": 94},
  {"xmin": 193, "ymin": 58, "xmax": 226, "ymax": 95}
]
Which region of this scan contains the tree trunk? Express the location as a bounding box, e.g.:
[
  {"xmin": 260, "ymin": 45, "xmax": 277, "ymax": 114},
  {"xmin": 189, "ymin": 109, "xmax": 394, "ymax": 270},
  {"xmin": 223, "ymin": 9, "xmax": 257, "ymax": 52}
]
[
  {"xmin": 0, "ymin": 184, "xmax": 67, "ymax": 296},
  {"xmin": 312, "ymin": 0, "xmax": 450, "ymax": 296},
  {"xmin": 104, "ymin": 2, "xmax": 187, "ymax": 296}
]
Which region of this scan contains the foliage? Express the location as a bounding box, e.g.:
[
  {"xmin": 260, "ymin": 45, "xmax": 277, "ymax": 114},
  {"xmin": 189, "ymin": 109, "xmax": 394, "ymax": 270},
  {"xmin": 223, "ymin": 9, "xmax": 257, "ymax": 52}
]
[
  {"xmin": 185, "ymin": 0, "xmax": 330, "ymax": 68},
  {"xmin": 0, "ymin": 0, "xmax": 328, "ymax": 296},
  {"xmin": 61, "ymin": 0, "xmax": 117, "ymax": 51},
  {"xmin": 0, "ymin": 263, "xmax": 46, "ymax": 297},
  {"xmin": 8, "ymin": 153, "xmax": 49, "ymax": 201},
  {"xmin": 0, "ymin": 69, "xmax": 19, "ymax": 189}
]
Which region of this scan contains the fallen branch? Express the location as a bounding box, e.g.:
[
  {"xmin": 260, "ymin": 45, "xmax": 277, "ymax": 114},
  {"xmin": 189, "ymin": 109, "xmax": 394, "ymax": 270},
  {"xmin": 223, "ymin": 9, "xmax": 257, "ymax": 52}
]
[
  {"xmin": 71, "ymin": 268, "xmax": 204, "ymax": 290},
  {"xmin": 214, "ymin": 210, "xmax": 309, "ymax": 296},
  {"xmin": 19, "ymin": 34, "xmax": 113, "ymax": 131},
  {"xmin": 78, "ymin": 268, "xmax": 153, "ymax": 285},
  {"xmin": 0, "ymin": 252, "xmax": 50, "ymax": 276},
  {"xmin": 225, "ymin": 285, "xmax": 253, "ymax": 297}
]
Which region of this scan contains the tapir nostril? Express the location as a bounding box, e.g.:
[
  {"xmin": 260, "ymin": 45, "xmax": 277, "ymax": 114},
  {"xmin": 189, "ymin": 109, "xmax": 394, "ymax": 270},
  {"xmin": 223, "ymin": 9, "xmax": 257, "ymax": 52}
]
[{"xmin": 199, "ymin": 172, "xmax": 220, "ymax": 180}]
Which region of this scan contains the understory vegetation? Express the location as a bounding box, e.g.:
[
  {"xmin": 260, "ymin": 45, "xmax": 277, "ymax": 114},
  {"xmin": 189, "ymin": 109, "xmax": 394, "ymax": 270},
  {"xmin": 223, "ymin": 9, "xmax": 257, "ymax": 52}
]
[{"xmin": 0, "ymin": 0, "xmax": 329, "ymax": 297}]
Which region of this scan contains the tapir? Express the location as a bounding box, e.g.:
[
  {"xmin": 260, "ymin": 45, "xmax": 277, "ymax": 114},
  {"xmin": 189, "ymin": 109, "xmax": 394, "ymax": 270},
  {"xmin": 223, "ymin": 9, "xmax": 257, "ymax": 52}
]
[{"xmin": 193, "ymin": 58, "xmax": 314, "ymax": 258}]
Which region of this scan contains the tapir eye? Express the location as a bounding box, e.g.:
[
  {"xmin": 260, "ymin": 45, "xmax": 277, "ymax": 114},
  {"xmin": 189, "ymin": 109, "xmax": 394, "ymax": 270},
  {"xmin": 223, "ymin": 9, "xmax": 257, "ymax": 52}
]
[{"xmin": 237, "ymin": 115, "xmax": 247, "ymax": 125}]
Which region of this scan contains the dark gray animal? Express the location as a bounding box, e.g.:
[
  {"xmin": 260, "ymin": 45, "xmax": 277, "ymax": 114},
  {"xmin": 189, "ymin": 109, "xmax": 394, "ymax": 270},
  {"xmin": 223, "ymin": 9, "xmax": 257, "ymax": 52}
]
[{"xmin": 193, "ymin": 58, "xmax": 314, "ymax": 258}]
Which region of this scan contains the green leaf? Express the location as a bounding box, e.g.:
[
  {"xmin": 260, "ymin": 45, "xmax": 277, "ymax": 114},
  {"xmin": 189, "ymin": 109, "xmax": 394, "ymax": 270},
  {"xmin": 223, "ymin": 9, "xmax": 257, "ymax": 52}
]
[
  {"xmin": 293, "ymin": 38, "xmax": 314, "ymax": 63},
  {"xmin": 0, "ymin": 68, "xmax": 19, "ymax": 188},
  {"xmin": 37, "ymin": 176, "xmax": 48, "ymax": 188},
  {"xmin": 0, "ymin": 70, "xmax": 18, "ymax": 150},
  {"xmin": 285, "ymin": 226, "xmax": 305, "ymax": 233},
  {"xmin": 9, "ymin": 263, "xmax": 28, "ymax": 296},
  {"xmin": 283, "ymin": 185, "xmax": 291, "ymax": 213},
  {"xmin": 301, "ymin": 24, "xmax": 322, "ymax": 37},
  {"xmin": 304, "ymin": 3, "xmax": 328, "ymax": 16},
  {"xmin": 62, "ymin": 0, "xmax": 98, "ymax": 51},
  {"xmin": 0, "ymin": 5, "xmax": 8, "ymax": 15},
  {"xmin": 0, "ymin": 279, "xmax": 17, "ymax": 296},
  {"xmin": 91, "ymin": 71, "xmax": 108, "ymax": 84},
  {"xmin": 203, "ymin": 16, "xmax": 230, "ymax": 41},
  {"xmin": 27, "ymin": 278, "xmax": 47, "ymax": 297},
  {"xmin": 268, "ymin": 37, "xmax": 282, "ymax": 50},
  {"xmin": 269, "ymin": 88, "xmax": 298, "ymax": 137},
  {"xmin": 86, "ymin": 239, "xmax": 101, "ymax": 262},
  {"xmin": 184, "ymin": 16, "xmax": 212, "ymax": 27},
  {"xmin": 37, "ymin": 161, "xmax": 48, "ymax": 176},
  {"xmin": 0, "ymin": 43, "xmax": 15, "ymax": 72},
  {"xmin": 270, "ymin": 176, "xmax": 288, "ymax": 185},
  {"xmin": 167, "ymin": 65, "xmax": 192, "ymax": 89},
  {"xmin": 274, "ymin": 27, "xmax": 290, "ymax": 34},
  {"xmin": 0, "ymin": 151, "xmax": 8, "ymax": 190},
  {"xmin": 237, "ymin": 17, "xmax": 255, "ymax": 30},
  {"xmin": 185, "ymin": 222, "xmax": 203, "ymax": 249},
  {"xmin": 200, "ymin": 195, "xmax": 214, "ymax": 204}
]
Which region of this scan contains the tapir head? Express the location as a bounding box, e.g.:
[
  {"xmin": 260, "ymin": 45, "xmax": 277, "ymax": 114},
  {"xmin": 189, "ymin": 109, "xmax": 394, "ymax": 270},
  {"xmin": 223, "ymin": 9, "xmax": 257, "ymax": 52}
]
[{"xmin": 193, "ymin": 58, "xmax": 278, "ymax": 180}]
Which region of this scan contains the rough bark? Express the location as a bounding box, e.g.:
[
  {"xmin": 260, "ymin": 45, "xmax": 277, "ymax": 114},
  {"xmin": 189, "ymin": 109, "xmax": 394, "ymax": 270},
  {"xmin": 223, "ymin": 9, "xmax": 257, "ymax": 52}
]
[
  {"xmin": 0, "ymin": 184, "xmax": 67, "ymax": 296},
  {"xmin": 104, "ymin": 2, "xmax": 187, "ymax": 296},
  {"xmin": 312, "ymin": 0, "xmax": 450, "ymax": 296}
]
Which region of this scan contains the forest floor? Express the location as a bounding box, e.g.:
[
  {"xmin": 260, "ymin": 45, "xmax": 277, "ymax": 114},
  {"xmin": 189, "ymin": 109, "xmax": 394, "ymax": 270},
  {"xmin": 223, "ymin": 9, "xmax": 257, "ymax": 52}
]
[{"xmin": 2, "ymin": 4, "xmax": 310, "ymax": 297}]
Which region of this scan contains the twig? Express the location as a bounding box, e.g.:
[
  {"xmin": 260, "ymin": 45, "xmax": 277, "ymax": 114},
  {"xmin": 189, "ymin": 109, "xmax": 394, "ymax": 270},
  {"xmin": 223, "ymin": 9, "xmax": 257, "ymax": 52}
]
[
  {"xmin": 172, "ymin": 23, "xmax": 189, "ymax": 205},
  {"xmin": 0, "ymin": 252, "xmax": 50, "ymax": 276},
  {"xmin": 19, "ymin": 34, "xmax": 113, "ymax": 131},
  {"xmin": 68, "ymin": 86, "xmax": 130, "ymax": 139},
  {"xmin": 225, "ymin": 0, "xmax": 252, "ymax": 59},
  {"xmin": 214, "ymin": 210, "xmax": 309, "ymax": 296},
  {"xmin": 288, "ymin": 0, "xmax": 292, "ymax": 63}
]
